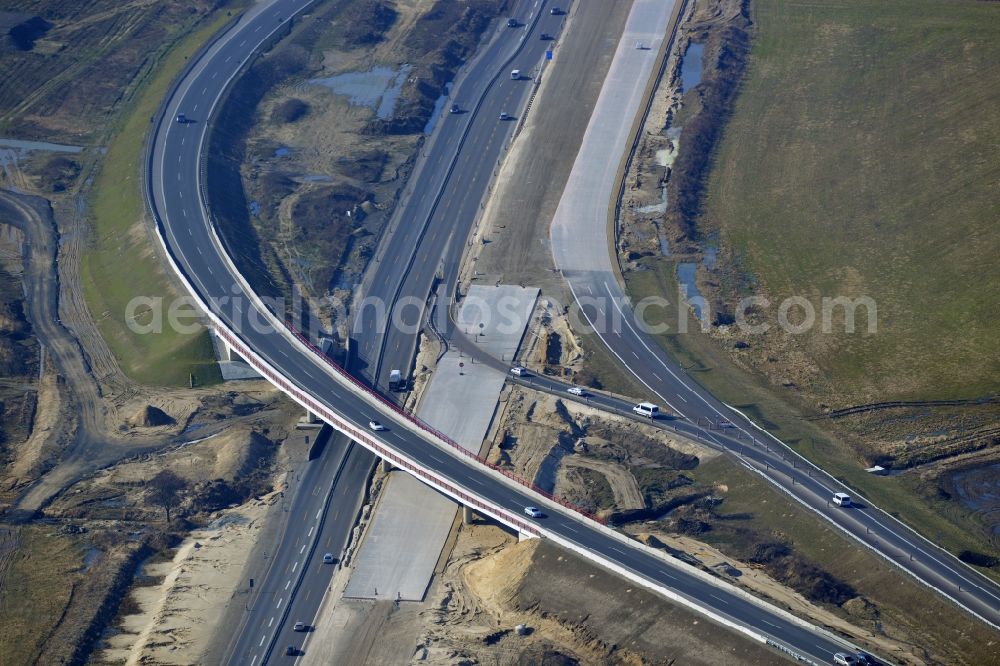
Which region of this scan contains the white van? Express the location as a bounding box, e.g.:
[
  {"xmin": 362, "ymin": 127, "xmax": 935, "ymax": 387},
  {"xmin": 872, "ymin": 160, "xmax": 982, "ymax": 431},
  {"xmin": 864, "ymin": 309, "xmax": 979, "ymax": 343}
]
[
  {"xmin": 510, "ymin": 69, "xmax": 520, "ymax": 80},
  {"xmin": 633, "ymin": 402, "xmax": 659, "ymax": 418},
  {"xmin": 832, "ymin": 492, "xmax": 852, "ymax": 507}
]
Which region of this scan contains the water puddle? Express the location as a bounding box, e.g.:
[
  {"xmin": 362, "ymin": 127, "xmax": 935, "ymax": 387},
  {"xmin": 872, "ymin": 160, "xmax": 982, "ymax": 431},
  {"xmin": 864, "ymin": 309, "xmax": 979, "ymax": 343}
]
[
  {"xmin": 0, "ymin": 137, "xmax": 83, "ymax": 153},
  {"xmin": 676, "ymin": 262, "xmax": 705, "ymax": 321},
  {"xmin": 423, "ymin": 82, "xmax": 453, "ymax": 135},
  {"xmin": 950, "ymin": 463, "xmax": 1000, "ymax": 535},
  {"xmin": 679, "ymin": 42, "xmax": 704, "ymax": 93},
  {"xmin": 82, "ymin": 547, "xmax": 102, "ymax": 572},
  {"xmin": 310, "ymin": 64, "xmax": 412, "ymax": 120}
]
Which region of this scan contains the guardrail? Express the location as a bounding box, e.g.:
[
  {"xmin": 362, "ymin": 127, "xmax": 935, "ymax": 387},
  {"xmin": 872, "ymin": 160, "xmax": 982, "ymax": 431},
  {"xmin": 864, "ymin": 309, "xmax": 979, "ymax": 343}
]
[
  {"xmin": 283, "ymin": 321, "xmax": 608, "ymax": 525},
  {"xmin": 212, "ymin": 323, "xmax": 543, "ymax": 537}
]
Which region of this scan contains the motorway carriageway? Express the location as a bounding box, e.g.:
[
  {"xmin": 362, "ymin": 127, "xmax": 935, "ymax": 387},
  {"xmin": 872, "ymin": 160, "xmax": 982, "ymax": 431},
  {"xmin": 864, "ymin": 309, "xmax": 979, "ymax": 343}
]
[{"xmin": 147, "ymin": 1, "xmax": 996, "ymax": 665}]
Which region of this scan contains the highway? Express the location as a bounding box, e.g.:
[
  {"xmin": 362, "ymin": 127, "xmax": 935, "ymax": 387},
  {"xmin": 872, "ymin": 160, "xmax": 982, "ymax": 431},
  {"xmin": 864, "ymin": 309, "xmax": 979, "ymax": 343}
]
[
  {"xmin": 147, "ymin": 2, "xmax": 859, "ymax": 661},
  {"xmin": 269, "ymin": 0, "xmax": 567, "ymax": 658},
  {"xmin": 548, "ymin": 0, "xmax": 1000, "ymax": 631},
  {"xmin": 352, "ymin": 0, "xmax": 567, "ymax": 391},
  {"xmin": 143, "ymin": 1, "xmax": 998, "ymax": 665},
  {"xmin": 220, "ymin": 432, "xmax": 373, "ymax": 666}
]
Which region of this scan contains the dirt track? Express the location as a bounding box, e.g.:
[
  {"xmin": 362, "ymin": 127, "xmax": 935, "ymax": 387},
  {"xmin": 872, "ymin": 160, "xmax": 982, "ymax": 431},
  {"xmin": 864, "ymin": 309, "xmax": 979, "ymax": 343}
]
[{"xmin": 0, "ymin": 190, "xmax": 115, "ymax": 510}]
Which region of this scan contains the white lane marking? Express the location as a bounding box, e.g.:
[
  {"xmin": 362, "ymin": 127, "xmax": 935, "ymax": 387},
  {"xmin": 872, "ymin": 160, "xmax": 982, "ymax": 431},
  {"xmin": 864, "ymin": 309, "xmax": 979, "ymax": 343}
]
[
  {"xmin": 307, "ymin": 526, "xmax": 314, "ymax": 537},
  {"xmin": 177, "ymin": 154, "xmax": 181, "ymax": 163},
  {"xmin": 316, "ymin": 509, "xmax": 322, "ymax": 520},
  {"xmin": 761, "ymin": 619, "xmax": 781, "ymax": 629},
  {"xmin": 258, "ymin": 634, "xmax": 265, "ymax": 647},
  {"xmin": 300, "ymin": 543, "xmax": 308, "ymax": 554},
  {"xmin": 181, "ymin": 136, "xmax": 185, "ymax": 146},
  {"xmin": 268, "ymin": 616, "xmax": 274, "ymax": 627},
  {"xmin": 193, "ymin": 103, "xmax": 198, "ymax": 112},
  {"xmin": 710, "ymin": 594, "xmax": 729, "ymax": 605},
  {"xmin": 187, "ymin": 227, "xmax": 192, "ymax": 236},
  {"xmin": 563, "ymin": 524, "xmax": 580, "ymax": 534},
  {"xmin": 206, "ymin": 264, "xmax": 214, "ymax": 276},
  {"xmin": 212, "ymin": 71, "xmax": 218, "ymax": 79},
  {"xmin": 196, "ymin": 246, "xmax": 203, "ymax": 255},
  {"xmin": 292, "ymin": 561, "xmax": 298, "ymax": 572},
  {"xmin": 285, "ymin": 579, "xmax": 291, "ymax": 590},
  {"xmin": 677, "ymin": 394, "xmax": 687, "ymax": 403},
  {"xmin": 225, "ymin": 55, "xmax": 232, "ymax": 62},
  {"xmin": 276, "ymin": 597, "xmax": 283, "ymax": 609},
  {"xmin": 240, "ymin": 39, "xmax": 246, "ymax": 47},
  {"xmin": 251, "ymin": 656, "xmax": 258, "ymax": 666},
  {"xmin": 182, "ymin": 209, "xmax": 187, "ymax": 218}
]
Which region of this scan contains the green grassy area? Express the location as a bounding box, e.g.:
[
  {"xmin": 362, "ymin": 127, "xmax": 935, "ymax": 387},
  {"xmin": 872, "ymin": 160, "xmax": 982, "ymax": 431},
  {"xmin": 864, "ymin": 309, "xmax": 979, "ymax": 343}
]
[
  {"xmin": 621, "ymin": 0, "xmax": 1000, "ymax": 579},
  {"xmin": 690, "ymin": 456, "xmax": 998, "ymax": 665},
  {"xmin": 80, "ymin": 9, "xmax": 242, "ymax": 387},
  {"xmin": 0, "ymin": 527, "xmax": 82, "ymax": 666},
  {"xmin": 626, "ymin": 258, "xmax": 1000, "ymax": 581},
  {"xmin": 702, "ymin": 0, "xmax": 1000, "ymax": 404}
]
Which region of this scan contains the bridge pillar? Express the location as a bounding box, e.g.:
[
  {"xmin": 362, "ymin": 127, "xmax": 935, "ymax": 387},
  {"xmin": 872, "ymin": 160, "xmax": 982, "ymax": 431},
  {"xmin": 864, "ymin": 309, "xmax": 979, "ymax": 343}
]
[
  {"xmin": 220, "ymin": 338, "xmax": 244, "ymax": 363},
  {"xmin": 462, "ymin": 506, "xmax": 474, "ymax": 525},
  {"xmin": 297, "ymin": 409, "xmax": 322, "ymax": 429},
  {"xmin": 380, "ymin": 458, "xmax": 392, "ymax": 474}
]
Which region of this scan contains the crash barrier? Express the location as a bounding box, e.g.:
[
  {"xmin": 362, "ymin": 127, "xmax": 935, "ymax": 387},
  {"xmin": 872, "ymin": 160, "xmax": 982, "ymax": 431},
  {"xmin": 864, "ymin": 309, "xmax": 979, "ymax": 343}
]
[{"xmin": 282, "ymin": 322, "xmax": 607, "ymax": 526}]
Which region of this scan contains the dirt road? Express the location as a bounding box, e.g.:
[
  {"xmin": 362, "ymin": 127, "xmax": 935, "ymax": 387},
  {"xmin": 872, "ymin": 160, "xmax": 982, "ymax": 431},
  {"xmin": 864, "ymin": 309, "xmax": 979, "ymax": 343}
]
[{"xmin": 0, "ymin": 190, "xmax": 166, "ymax": 513}]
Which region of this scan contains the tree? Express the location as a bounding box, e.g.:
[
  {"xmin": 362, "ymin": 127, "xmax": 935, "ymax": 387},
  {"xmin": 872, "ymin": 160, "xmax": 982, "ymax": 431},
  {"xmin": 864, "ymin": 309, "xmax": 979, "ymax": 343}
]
[{"xmin": 146, "ymin": 470, "xmax": 186, "ymax": 522}]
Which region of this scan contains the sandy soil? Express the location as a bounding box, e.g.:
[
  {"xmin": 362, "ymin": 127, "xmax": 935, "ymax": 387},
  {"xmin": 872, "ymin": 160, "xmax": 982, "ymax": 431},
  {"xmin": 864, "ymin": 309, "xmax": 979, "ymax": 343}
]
[
  {"xmin": 560, "ymin": 456, "xmax": 644, "ymax": 511},
  {"xmin": 492, "ymin": 385, "xmax": 716, "ymax": 487},
  {"xmin": 5, "ymin": 363, "xmax": 63, "ymax": 485},
  {"xmin": 98, "ymin": 490, "xmax": 285, "ymax": 665}
]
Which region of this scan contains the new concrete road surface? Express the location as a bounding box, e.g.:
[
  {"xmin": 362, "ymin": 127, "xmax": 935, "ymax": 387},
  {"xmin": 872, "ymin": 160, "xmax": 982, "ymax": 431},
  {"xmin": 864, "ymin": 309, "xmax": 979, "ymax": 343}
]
[
  {"xmin": 550, "ymin": 0, "xmax": 1000, "ymax": 631},
  {"xmin": 147, "ymin": 1, "xmax": 998, "ymax": 665},
  {"xmin": 344, "ymin": 285, "xmax": 537, "ymax": 602}
]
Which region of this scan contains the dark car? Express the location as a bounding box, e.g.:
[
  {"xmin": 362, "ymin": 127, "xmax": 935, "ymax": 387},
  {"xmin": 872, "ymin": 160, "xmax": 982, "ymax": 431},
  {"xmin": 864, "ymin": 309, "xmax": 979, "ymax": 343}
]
[
  {"xmin": 286, "ymin": 645, "xmax": 296, "ymax": 656},
  {"xmin": 506, "ymin": 18, "xmax": 518, "ymax": 27},
  {"xmin": 450, "ymin": 103, "xmax": 461, "ymax": 114},
  {"xmin": 175, "ymin": 113, "xmax": 187, "ymax": 124},
  {"xmin": 540, "ymin": 32, "xmax": 552, "ymax": 40},
  {"xmin": 550, "ymin": 7, "xmax": 563, "ymax": 15}
]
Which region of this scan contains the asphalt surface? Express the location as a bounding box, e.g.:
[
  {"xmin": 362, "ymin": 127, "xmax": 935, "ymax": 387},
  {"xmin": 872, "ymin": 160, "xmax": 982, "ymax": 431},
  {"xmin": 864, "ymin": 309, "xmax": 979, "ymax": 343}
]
[
  {"xmin": 548, "ymin": 0, "xmax": 1000, "ymax": 632},
  {"xmin": 146, "ymin": 2, "xmax": 998, "ymax": 666},
  {"xmin": 218, "ymin": 429, "xmax": 373, "ymax": 666},
  {"xmin": 352, "ymin": 0, "xmax": 566, "ymax": 391}
]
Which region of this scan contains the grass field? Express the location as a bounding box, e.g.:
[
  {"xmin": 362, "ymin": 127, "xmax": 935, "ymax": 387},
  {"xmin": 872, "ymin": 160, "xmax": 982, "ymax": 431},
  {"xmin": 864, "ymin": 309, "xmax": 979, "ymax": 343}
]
[
  {"xmin": 622, "ymin": 0, "xmax": 1000, "ymax": 578},
  {"xmin": 80, "ymin": 7, "xmax": 243, "ymax": 387},
  {"xmin": 691, "ymin": 456, "xmax": 999, "ymax": 665},
  {"xmin": 0, "ymin": 526, "xmax": 82, "ymax": 666},
  {"xmin": 627, "ymin": 257, "xmax": 1000, "ymax": 580},
  {"xmin": 700, "ymin": 0, "xmax": 1000, "ymax": 405}
]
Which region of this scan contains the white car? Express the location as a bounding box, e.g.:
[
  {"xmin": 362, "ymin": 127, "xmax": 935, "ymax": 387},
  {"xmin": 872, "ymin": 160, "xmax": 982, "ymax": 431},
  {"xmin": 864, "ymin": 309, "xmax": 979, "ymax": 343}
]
[
  {"xmin": 322, "ymin": 552, "xmax": 335, "ymax": 564},
  {"xmin": 523, "ymin": 506, "xmax": 543, "ymax": 518},
  {"xmin": 567, "ymin": 386, "xmax": 586, "ymax": 396},
  {"xmin": 833, "ymin": 654, "xmax": 857, "ymax": 666},
  {"xmin": 832, "ymin": 492, "xmax": 852, "ymax": 507},
  {"xmin": 499, "ymin": 111, "xmax": 511, "ymax": 121},
  {"xmin": 293, "ymin": 621, "xmax": 307, "ymax": 632},
  {"xmin": 368, "ymin": 419, "xmax": 386, "ymax": 431},
  {"xmin": 509, "ymin": 366, "xmax": 528, "ymax": 376}
]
